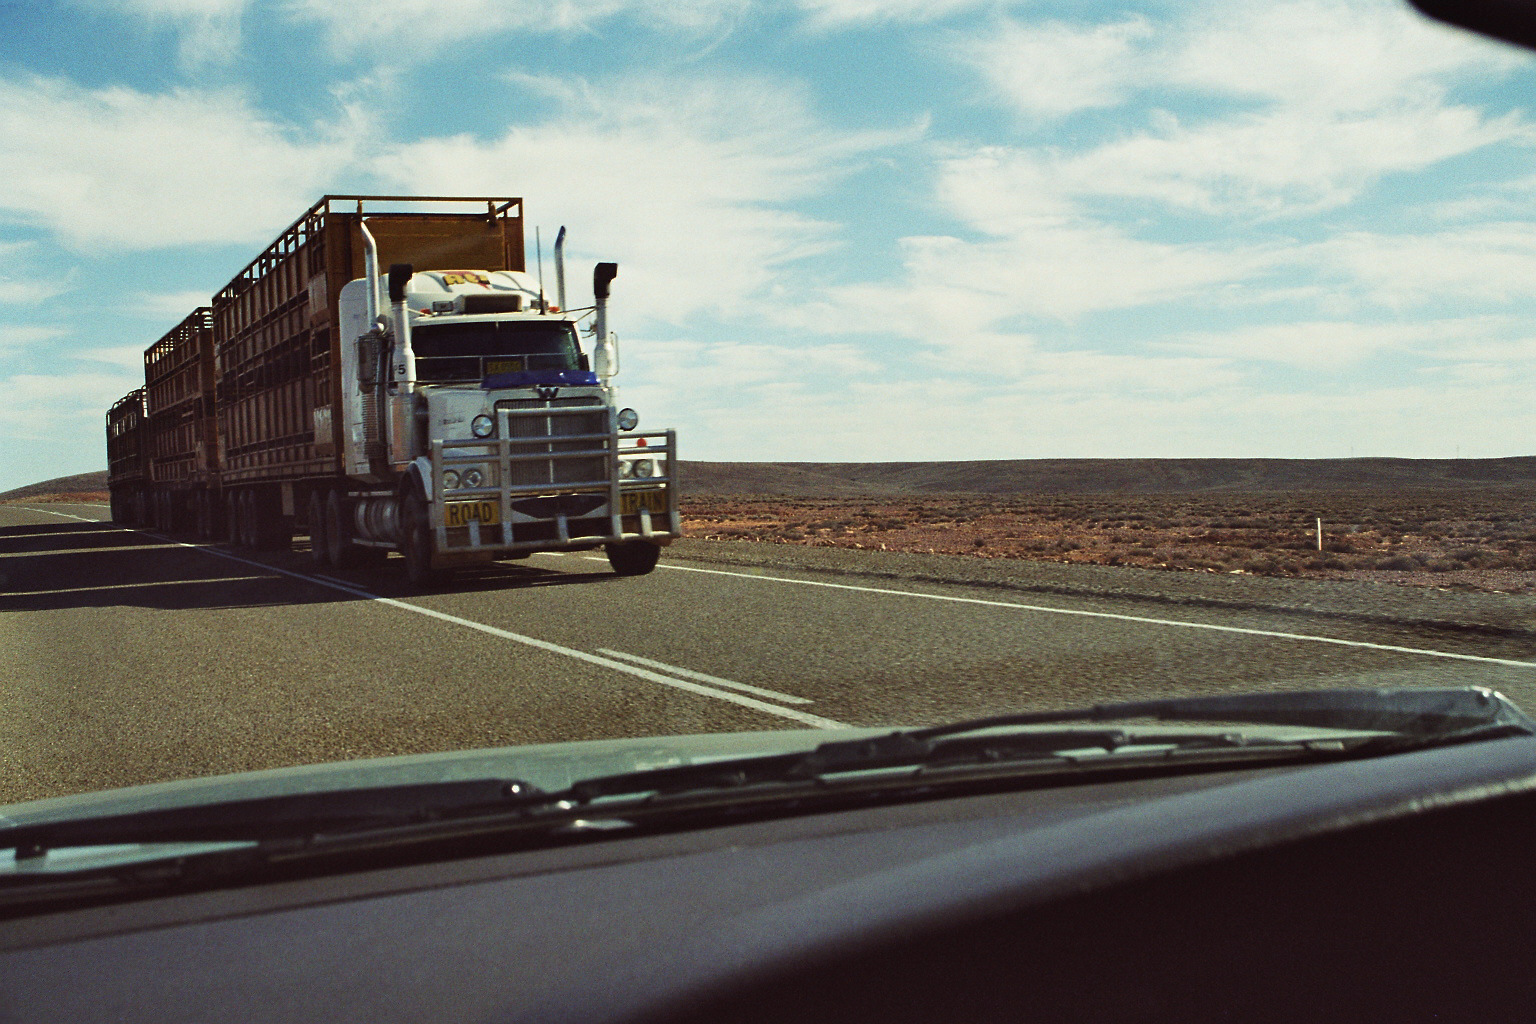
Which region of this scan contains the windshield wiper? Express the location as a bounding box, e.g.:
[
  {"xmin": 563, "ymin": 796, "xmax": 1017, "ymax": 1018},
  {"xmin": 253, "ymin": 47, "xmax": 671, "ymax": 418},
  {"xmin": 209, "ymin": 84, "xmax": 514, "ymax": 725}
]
[
  {"xmin": 563, "ymin": 686, "xmax": 1536, "ymax": 805},
  {"xmin": 1, "ymin": 778, "xmax": 543, "ymax": 862},
  {"xmin": 908, "ymin": 686, "xmax": 1535, "ymax": 740},
  {"xmin": 6, "ymin": 689, "xmax": 1529, "ymax": 869}
]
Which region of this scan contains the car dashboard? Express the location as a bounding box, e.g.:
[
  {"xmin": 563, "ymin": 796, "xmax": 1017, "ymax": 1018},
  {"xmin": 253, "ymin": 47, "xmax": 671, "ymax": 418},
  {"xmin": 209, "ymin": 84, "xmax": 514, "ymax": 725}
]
[{"xmin": 2, "ymin": 735, "xmax": 1535, "ymax": 1023}]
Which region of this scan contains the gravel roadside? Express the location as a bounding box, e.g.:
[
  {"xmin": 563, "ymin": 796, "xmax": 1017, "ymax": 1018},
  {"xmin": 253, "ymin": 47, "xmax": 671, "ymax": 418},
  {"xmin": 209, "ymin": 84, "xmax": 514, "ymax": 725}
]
[{"xmin": 667, "ymin": 537, "xmax": 1536, "ymax": 644}]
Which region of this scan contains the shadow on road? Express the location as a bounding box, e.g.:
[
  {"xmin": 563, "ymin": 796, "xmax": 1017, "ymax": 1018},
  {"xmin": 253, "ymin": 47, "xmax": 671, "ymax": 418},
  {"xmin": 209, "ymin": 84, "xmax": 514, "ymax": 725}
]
[{"xmin": 0, "ymin": 520, "xmax": 618, "ymax": 612}]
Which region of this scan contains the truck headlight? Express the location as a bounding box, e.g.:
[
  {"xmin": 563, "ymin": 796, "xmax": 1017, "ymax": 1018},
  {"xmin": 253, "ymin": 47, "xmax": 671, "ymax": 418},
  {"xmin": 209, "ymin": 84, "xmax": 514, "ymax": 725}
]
[
  {"xmin": 471, "ymin": 414, "xmax": 496, "ymax": 438},
  {"xmin": 443, "ymin": 470, "xmax": 461, "ymax": 490},
  {"xmin": 634, "ymin": 459, "xmax": 655, "ymax": 479},
  {"xmin": 462, "ymin": 468, "xmax": 484, "ymax": 488},
  {"xmin": 617, "ymin": 408, "xmax": 638, "ymax": 431}
]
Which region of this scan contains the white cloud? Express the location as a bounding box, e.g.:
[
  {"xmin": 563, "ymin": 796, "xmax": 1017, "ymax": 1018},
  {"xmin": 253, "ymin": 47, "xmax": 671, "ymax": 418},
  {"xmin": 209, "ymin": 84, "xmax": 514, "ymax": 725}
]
[
  {"xmin": 377, "ymin": 75, "xmax": 915, "ymax": 325},
  {"xmin": 1048, "ymin": 104, "xmax": 1521, "ymax": 218},
  {"xmin": 797, "ymin": 0, "xmax": 1000, "ymax": 30},
  {"xmin": 1167, "ymin": 319, "xmax": 1502, "ymax": 369},
  {"xmin": 0, "ymin": 371, "xmax": 139, "ymax": 491},
  {"xmin": 0, "ymin": 242, "xmax": 71, "ymax": 304},
  {"xmin": 287, "ymin": 0, "xmax": 751, "ymax": 55},
  {"xmin": 642, "ymin": 364, "xmax": 1536, "ymax": 462},
  {"xmin": 0, "ymin": 75, "xmax": 364, "ymax": 251},
  {"xmin": 70, "ymin": 0, "xmax": 247, "ymax": 67},
  {"xmin": 945, "ymin": 1, "xmax": 1528, "ymax": 222},
  {"xmin": 1006, "ymin": 347, "xmax": 1242, "ymax": 395},
  {"xmin": 0, "ymin": 325, "xmax": 68, "ymax": 356},
  {"xmin": 78, "ymin": 344, "xmax": 152, "ymax": 371},
  {"xmin": 1167, "ymin": 0, "xmax": 1523, "ymax": 114},
  {"xmin": 135, "ymin": 289, "xmax": 216, "ymax": 321},
  {"xmin": 955, "ymin": 18, "xmax": 1153, "ymax": 119},
  {"xmin": 810, "ymin": 0, "xmax": 1536, "ymax": 362},
  {"xmin": 1312, "ymin": 225, "xmax": 1536, "ymax": 308},
  {"xmin": 786, "ymin": 166, "xmax": 1277, "ymax": 333},
  {"xmin": 956, "ymin": 0, "xmax": 1520, "ymax": 122}
]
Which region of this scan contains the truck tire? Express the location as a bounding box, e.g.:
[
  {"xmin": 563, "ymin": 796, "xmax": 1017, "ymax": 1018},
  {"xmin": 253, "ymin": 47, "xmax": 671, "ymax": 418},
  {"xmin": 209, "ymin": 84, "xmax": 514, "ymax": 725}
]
[
  {"xmin": 194, "ymin": 491, "xmax": 211, "ymax": 539},
  {"xmin": 225, "ymin": 491, "xmax": 243, "ymax": 546},
  {"xmin": 326, "ymin": 489, "xmax": 377, "ymax": 568},
  {"xmin": 253, "ymin": 488, "xmax": 293, "ymax": 552},
  {"xmin": 238, "ymin": 490, "xmax": 259, "ymax": 549},
  {"xmin": 401, "ymin": 489, "xmax": 445, "ymax": 588},
  {"xmin": 307, "ymin": 490, "xmax": 330, "ymax": 567},
  {"xmin": 605, "ymin": 540, "xmax": 660, "ymax": 576}
]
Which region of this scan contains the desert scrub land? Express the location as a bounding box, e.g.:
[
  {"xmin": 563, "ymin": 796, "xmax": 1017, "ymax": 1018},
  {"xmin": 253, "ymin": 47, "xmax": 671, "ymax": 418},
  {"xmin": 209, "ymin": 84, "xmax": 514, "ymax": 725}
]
[{"xmin": 681, "ymin": 490, "xmax": 1536, "ymax": 593}]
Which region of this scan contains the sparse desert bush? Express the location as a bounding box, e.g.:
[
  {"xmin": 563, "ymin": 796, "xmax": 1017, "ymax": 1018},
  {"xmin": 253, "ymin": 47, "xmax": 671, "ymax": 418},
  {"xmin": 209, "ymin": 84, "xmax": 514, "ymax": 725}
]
[{"xmin": 679, "ymin": 488, "xmax": 1536, "ymax": 591}]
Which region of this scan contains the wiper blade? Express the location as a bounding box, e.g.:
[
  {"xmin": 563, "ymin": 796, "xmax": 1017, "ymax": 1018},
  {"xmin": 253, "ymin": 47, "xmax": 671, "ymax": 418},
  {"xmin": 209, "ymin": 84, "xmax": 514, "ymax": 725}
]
[
  {"xmin": 906, "ymin": 686, "xmax": 1536, "ymax": 742},
  {"xmin": 565, "ymin": 687, "xmax": 1535, "ymax": 805},
  {"xmin": 9, "ymin": 690, "xmax": 1525, "ymax": 868},
  {"xmin": 1, "ymin": 778, "xmax": 542, "ymax": 862}
]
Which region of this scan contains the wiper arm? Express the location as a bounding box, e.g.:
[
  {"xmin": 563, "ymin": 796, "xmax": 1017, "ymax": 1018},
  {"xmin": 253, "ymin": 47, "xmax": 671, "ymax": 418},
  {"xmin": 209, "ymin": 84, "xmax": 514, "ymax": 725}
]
[{"xmin": 1, "ymin": 778, "xmax": 543, "ymax": 861}]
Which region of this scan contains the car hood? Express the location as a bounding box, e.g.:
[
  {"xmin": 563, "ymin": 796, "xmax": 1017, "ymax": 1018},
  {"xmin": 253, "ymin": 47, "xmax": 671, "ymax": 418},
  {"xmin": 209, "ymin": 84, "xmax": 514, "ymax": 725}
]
[{"xmin": 0, "ymin": 727, "xmax": 895, "ymax": 830}]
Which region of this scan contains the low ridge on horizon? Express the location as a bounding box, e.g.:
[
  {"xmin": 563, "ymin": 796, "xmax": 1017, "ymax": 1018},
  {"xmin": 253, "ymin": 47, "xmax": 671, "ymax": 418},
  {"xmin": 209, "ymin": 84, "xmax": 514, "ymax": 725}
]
[{"xmin": 8, "ymin": 458, "xmax": 1536, "ymax": 503}]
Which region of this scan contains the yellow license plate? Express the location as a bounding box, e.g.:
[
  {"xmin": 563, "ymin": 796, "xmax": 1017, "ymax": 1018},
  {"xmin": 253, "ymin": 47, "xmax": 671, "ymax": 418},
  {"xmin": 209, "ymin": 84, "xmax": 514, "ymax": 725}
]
[
  {"xmin": 485, "ymin": 358, "xmax": 525, "ymax": 375},
  {"xmin": 620, "ymin": 490, "xmax": 668, "ymax": 515},
  {"xmin": 444, "ymin": 500, "xmax": 500, "ymax": 528}
]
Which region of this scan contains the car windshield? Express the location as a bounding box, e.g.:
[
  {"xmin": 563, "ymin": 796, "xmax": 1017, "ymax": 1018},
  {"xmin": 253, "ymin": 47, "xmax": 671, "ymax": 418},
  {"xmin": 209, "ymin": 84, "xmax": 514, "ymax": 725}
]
[
  {"xmin": 412, "ymin": 320, "xmax": 583, "ymax": 382},
  {"xmin": 3, "ymin": 0, "xmax": 1536, "ymax": 829}
]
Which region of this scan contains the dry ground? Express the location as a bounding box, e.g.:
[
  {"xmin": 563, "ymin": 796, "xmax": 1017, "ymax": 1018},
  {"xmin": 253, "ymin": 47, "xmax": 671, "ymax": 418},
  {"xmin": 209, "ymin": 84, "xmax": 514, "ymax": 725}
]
[
  {"xmin": 13, "ymin": 485, "xmax": 1536, "ymax": 594},
  {"xmin": 681, "ymin": 491, "xmax": 1536, "ymax": 594}
]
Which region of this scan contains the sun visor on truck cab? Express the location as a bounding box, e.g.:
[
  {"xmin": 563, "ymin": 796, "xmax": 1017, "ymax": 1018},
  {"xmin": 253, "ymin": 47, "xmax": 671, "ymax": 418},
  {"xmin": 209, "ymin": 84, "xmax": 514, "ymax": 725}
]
[{"xmin": 481, "ymin": 369, "xmax": 600, "ymax": 390}]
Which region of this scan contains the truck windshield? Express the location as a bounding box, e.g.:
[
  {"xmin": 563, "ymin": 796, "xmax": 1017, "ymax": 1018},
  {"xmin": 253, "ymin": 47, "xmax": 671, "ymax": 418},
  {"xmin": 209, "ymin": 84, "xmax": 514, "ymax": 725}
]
[{"xmin": 410, "ymin": 320, "xmax": 582, "ymax": 383}]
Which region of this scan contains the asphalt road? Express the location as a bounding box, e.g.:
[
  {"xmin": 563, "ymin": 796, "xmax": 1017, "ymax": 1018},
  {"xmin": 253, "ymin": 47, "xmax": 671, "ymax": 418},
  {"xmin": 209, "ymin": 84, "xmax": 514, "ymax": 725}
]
[{"xmin": 6, "ymin": 501, "xmax": 1536, "ymax": 805}]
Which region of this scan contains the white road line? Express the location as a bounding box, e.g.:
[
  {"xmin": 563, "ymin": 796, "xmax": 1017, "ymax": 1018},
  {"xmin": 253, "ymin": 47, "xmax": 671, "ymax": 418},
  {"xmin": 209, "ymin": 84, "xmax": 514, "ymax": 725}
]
[
  {"xmin": 9, "ymin": 575, "xmax": 271, "ymax": 597},
  {"xmin": 12, "ymin": 507, "xmax": 102, "ymax": 523},
  {"xmin": 24, "ymin": 511, "xmax": 848, "ymax": 730},
  {"xmin": 595, "ymin": 648, "xmax": 815, "ymax": 705},
  {"xmin": 573, "ymin": 556, "xmax": 1536, "ymax": 671}
]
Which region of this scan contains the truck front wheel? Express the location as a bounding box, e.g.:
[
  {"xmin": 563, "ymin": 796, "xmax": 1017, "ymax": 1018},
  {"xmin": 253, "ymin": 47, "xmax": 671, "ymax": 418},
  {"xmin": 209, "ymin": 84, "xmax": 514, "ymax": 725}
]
[
  {"xmin": 401, "ymin": 490, "xmax": 445, "ymax": 588},
  {"xmin": 605, "ymin": 540, "xmax": 660, "ymax": 576}
]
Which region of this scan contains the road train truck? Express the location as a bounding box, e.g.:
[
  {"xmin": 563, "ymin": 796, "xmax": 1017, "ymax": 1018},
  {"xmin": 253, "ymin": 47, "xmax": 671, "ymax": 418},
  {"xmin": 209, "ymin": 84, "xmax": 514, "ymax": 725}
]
[{"xmin": 106, "ymin": 195, "xmax": 679, "ymax": 585}]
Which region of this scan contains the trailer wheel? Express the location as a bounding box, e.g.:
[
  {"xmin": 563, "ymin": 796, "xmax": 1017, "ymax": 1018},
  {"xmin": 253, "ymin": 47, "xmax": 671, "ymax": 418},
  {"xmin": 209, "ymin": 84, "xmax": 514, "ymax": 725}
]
[
  {"xmin": 208, "ymin": 491, "xmax": 225, "ymax": 540},
  {"xmin": 254, "ymin": 489, "xmax": 292, "ymax": 552},
  {"xmin": 307, "ymin": 490, "xmax": 330, "ymax": 567},
  {"xmin": 402, "ymin": 489, "xmax": 446, "ymax": 588},
  {"xmin": 238, "ymin": 490, "xmax": 259, "ymax": 549},
  {"xmin": 225, "ymin": 491, "xmax": 242, "ymax": 546},
  {"xmin": 325, "ymin": 489, "xmax": 366, "ymax": 568},
  {"xmin": 605, "ymin": 540, "xmax": 661, "ymax": 576}
]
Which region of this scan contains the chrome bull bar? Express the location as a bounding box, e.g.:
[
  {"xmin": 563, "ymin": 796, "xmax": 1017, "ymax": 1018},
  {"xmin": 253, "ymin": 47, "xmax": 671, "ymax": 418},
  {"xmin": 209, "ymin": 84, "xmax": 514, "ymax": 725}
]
[{"xmin": 430, "ymin": 405, "xmax": 680, "ymax": 553}]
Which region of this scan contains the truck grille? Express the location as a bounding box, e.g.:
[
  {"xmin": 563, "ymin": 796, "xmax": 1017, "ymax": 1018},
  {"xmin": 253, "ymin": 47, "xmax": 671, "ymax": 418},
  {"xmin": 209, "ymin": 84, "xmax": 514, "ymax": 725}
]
[{"xmin": 494, "ymin": 397, "xmax": 607, "ymax": 488}]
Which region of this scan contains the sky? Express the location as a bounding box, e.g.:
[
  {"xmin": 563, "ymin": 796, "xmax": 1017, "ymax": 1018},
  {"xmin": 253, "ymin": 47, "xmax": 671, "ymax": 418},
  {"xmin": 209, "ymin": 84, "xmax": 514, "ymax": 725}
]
[{"xmin": 2, "ymin": 0, "xmax": 1535, "ymax": 491}]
